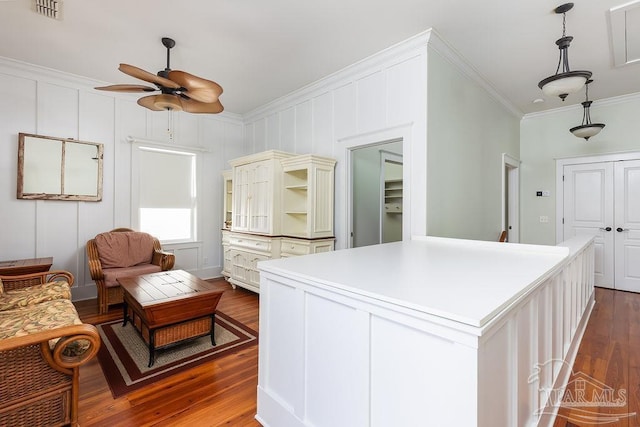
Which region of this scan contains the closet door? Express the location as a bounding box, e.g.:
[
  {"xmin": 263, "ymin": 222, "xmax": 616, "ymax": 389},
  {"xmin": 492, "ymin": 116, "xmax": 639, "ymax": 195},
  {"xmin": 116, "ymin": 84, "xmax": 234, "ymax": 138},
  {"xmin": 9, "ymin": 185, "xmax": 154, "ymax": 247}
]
[
  {"xmin": 614, "ymin": 160, "xmax": 640, "ymax": 292},
  {"xmin": 563, "ymin": 162, "xmax": 614, "ymax": 288}
]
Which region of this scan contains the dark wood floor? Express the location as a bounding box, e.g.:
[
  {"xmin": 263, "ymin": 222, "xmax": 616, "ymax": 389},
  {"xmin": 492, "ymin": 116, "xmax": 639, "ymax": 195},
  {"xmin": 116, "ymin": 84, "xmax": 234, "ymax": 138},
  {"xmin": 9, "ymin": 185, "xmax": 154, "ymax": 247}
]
[
  {"xmin": 75, "ymin": 278, "xmax": 261, "ymax": 427},
  {"xmin": 74, "ymin": 283, "xmax": 640, "ymax": 426},
  {"xmin": 554, "ymin": 287, "xmax": 640, "ymax": 427}
]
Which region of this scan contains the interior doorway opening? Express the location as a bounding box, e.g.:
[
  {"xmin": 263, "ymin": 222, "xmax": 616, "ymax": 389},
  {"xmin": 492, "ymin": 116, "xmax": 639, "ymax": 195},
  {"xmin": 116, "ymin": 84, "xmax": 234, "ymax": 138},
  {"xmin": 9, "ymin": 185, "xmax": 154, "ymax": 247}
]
[
  {"xmin": 502, "ymin": 153, "xmax": 520, "ymax": 243},
  {"xmin": 350, "ymin": 140, "xmax": 403, "ymax": 248}
]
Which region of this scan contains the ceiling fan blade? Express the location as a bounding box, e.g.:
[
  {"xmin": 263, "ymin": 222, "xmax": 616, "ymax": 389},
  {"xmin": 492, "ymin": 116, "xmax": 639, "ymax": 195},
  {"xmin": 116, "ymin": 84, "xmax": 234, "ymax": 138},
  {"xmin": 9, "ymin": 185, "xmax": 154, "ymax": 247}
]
[
  {"xmin": 119, "ymin": 63, "xmax": 180, "ymax": 89},
  {"xmin": 168, "ymin": 70, "xmax": 223, "ymax": 103},
  {"xmin": 181, "ymin": 98, "xmax": 224, "ymax": 114},
  {"xmin": 137, "ymin": 95, "xmax": 166, "ymax": 111},
  {"xmin": 94, "ymin": 84, "xmax": 157, "ymax": 93}
]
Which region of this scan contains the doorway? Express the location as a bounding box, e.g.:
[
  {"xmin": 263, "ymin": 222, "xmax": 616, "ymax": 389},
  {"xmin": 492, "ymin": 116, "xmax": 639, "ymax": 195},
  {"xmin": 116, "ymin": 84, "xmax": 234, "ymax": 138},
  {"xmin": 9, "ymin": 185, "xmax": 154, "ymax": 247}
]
[
  {"xmin": 350, "ymin": 140, "xmax": 403, "ymax": 248},
  {"xmin": 502, "ymin": 154, "xmax": 520, "ymax": 243},
  {"xmin": 559, "ymin": 154, "xmax": 640, "ymax": 291}
]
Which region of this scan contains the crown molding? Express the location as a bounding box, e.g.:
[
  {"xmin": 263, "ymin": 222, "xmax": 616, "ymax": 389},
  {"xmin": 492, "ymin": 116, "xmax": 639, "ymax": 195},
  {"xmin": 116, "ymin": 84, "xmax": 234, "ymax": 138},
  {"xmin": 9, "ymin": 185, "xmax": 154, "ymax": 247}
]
[
  {"xmin": 242, "ymin": 30, "xmax": 432, "ymax": 121},
  {"xmin": 243, "ymin": 28, "xmax": 523, "ymax": 122},
  {"xmin": 426, "ymin": 29, "xmax": 523, "ymax": 119},
  {"xmin": 522, "ymin": 91, "xmax": 640, "ymax": 121},
  {"xmin": 0, "ymin": 55, "xmax": 107, "ymax": 89}
]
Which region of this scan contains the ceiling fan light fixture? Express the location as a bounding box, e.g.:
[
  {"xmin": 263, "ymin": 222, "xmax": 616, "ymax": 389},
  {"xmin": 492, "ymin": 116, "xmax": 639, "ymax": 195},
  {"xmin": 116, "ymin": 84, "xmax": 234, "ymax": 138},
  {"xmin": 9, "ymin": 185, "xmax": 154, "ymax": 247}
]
[
  {"xmin": 569, "ymin": 80, "xmax": 605, "ymax": 141},
  {"xmin": 538, "ymin": 3, "xmax": 592, "ymax": 101},
  {"xmin": 154, "ymin": 94, "xmax": 183, "ymax": 111}
]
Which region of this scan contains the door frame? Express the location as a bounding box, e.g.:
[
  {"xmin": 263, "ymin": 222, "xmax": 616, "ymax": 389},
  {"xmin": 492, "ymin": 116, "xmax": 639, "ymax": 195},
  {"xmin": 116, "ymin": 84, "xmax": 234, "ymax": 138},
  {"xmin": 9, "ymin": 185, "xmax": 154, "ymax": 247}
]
[
  {"xmin": 342, "ymin": 124, "xmax": 413, "ymax": 249},
  {"xmin": 502, "ymin": 153, "xmax": 520, "ymax": 243},
  {"xmin": 555, "ymin": 151, "xmax": 640, "ymax": 243}
]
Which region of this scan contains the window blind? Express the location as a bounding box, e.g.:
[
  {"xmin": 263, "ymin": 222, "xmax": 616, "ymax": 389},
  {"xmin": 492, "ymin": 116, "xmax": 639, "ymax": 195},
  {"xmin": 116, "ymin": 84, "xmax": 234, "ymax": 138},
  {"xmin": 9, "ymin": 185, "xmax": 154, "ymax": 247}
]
[{"xmin": 139, "ymin": 147, "xmax": 195, "ymax": 209}]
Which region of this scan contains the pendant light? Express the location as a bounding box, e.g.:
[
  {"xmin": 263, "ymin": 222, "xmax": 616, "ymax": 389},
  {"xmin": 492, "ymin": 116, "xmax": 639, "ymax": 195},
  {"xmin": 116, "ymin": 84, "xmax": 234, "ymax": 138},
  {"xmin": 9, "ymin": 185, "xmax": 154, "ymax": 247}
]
[
  {"xmin": 570, "ymin": 80, "xmax": 605, "ymax": 141},
  {"xmin": 538, "ymin": 3, "xmax": 592, "ymax": 101}
]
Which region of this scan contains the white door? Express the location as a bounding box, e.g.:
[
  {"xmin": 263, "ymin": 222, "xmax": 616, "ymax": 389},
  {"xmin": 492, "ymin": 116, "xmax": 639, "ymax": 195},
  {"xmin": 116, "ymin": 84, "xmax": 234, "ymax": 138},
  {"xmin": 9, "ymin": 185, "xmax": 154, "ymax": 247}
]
[
  {"xmin": 563, "ymin": 162, "xmax": 614, "ymax": 288},
  {"xmin": 614, "ymin": 160, "xmax": 640, "ymax": 292},
  {"xmin": 563, "ymin": 160, "xmax": 640, "ymax": 290}
]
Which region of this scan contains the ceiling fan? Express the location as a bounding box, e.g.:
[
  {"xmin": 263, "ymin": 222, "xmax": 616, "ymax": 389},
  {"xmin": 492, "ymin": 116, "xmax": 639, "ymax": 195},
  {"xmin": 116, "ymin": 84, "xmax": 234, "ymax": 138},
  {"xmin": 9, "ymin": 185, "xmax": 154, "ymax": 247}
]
[{"xmin": 95, "ymin": 37, "xmax": 223, "ymax": 114}]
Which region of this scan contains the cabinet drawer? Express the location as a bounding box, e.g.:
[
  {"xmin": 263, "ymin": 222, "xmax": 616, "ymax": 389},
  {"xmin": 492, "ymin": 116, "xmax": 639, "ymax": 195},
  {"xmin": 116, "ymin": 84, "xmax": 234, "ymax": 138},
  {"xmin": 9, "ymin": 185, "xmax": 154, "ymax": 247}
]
[
  {"xmin": 280, "ymin": 239, "xmax": 335, "ymax": 257},
  {"xmin": 229, "ymin": 234, "xmax": 272, "ymax": 252},
  {"xmin": 281, "ymin": 239, "xmax": 312, "ymax": 256}
]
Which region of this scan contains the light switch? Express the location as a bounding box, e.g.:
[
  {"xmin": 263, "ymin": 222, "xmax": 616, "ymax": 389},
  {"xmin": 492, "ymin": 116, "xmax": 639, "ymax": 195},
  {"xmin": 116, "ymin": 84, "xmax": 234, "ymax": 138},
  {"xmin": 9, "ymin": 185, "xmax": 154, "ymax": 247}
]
[{"xmin": 540, "ymin": 216, "xmax": 549, "ymax": 223}]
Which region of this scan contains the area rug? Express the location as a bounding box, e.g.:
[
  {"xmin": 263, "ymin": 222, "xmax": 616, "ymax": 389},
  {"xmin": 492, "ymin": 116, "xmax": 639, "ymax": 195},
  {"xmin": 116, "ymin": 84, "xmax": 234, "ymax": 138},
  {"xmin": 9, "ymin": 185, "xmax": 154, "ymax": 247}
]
[{"xmin": 96, "ymin": 311, "xmax": 258, "ymax": 398}]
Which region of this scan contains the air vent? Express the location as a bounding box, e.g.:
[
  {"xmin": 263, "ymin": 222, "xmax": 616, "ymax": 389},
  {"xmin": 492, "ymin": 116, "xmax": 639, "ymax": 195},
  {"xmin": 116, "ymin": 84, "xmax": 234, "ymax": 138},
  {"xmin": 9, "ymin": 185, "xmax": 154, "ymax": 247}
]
[
  {"xmin": 610, "ymin": 1, "xmax": 640, "ymax": 67},
  {"xmin": 34, "ymin": 0, "xmax": 62, "ymax": 20}
]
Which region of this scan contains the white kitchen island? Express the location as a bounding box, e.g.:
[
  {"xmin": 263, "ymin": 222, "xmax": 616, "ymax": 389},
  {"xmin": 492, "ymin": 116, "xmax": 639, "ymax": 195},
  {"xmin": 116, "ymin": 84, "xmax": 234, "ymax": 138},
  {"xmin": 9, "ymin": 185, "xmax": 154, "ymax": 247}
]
[{"xmin": 256, "ymin": 235, "xmax": 595, "ymax": 427}]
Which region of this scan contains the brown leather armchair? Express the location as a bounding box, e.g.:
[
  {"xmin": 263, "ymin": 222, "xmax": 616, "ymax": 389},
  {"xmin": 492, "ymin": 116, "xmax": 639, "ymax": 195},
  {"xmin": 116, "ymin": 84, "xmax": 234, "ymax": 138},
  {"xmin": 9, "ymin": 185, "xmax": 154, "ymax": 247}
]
[{"xmin": 87, "ymin": 228, "xmax": 175, "ymax": 314}]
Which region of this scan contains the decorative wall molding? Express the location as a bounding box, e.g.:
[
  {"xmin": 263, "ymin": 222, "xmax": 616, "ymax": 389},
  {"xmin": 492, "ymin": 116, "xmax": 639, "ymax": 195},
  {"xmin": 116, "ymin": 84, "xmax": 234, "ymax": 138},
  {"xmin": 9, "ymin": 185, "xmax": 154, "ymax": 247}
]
[{"xmin": 243, "ymin": 30, "xmax": 432, "ymax": 122}]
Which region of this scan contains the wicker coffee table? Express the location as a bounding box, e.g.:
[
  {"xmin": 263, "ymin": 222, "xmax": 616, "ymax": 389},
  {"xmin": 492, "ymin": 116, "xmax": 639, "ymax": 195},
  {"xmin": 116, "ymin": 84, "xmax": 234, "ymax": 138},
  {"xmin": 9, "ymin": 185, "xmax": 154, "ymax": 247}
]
[{"xmin": 117, "ymin": 269, "xmax": 224, "ymax": 367}]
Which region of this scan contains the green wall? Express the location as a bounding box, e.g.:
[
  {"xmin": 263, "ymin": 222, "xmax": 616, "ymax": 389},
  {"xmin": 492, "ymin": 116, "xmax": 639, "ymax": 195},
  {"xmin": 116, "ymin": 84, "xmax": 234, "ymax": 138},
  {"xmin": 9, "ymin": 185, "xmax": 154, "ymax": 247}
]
[
  {"xmin": 520, "ymin": 95, "xmax": 640, "ymax": 245},
  {"xmin": 426, "ymin": 47, "xmax": 521, "ymax": 241}
]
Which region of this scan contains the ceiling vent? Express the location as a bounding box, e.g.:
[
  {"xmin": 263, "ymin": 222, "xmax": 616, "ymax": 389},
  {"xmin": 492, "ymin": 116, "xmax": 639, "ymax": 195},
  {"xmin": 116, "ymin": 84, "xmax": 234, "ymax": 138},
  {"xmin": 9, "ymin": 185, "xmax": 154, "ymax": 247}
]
[
  {"xmin": 610, "ymin": 1, "xmax": 640, "ymax": 67},
  {"xmin": 34, "ymin": 0, "xmax": 62, "ymax": 20}
]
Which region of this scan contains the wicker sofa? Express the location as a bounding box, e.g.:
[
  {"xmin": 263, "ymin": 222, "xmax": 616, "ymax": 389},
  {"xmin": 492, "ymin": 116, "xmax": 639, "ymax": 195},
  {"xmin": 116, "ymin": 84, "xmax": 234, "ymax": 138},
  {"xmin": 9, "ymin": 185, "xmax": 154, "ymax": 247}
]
[
  {"xmin": 0, "ymin": 270, "xmax": 100, "ymax": 427},
  {"xmin": 87, "ymin": 228, "xmax": 175, "ymax": 314}
]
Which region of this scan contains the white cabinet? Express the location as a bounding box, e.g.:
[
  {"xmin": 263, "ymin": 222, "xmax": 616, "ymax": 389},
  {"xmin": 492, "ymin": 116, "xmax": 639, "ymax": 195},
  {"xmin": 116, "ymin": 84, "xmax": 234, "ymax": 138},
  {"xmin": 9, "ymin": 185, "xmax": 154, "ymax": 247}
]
[
  {"xmin": 281, "ymin": 155, "xmax": 336, "ymax": 239},
  {"xmin": 222, "ymin": 170, "xmax": 233, "ymax": 229},
  {"xmin": 228, "ymin": 232, "xmax": 279, "ymax": 293},
  {"xmin": 222, "ymin": 150, "xmax": 337, "ymax": 293},
  {"xmin": 221, "ymin": 230, "xmax": 233, "ymax": 279},
  {"xmin": 230, "ymin": 151, "xmax": 293, "ymax": 235},
  {"xmin": 280, "ymin": 238, "xmax": 335, "ymax": 257}
]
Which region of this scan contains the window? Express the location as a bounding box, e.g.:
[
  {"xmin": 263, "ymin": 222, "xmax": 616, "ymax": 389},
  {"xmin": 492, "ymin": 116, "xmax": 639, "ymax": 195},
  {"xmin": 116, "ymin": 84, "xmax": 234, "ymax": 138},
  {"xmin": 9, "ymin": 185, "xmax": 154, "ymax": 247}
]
[{"xmin": 137, "ymin": 146, "xmax": 197, "ymax": 242}]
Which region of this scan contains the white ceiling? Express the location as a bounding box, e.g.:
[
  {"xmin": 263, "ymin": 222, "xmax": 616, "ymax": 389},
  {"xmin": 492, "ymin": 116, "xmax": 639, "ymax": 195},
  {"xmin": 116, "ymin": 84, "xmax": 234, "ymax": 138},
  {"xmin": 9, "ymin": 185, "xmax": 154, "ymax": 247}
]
[{"xmin": 0, "ymin": 0, "xmax": 639, "ymax": 116}]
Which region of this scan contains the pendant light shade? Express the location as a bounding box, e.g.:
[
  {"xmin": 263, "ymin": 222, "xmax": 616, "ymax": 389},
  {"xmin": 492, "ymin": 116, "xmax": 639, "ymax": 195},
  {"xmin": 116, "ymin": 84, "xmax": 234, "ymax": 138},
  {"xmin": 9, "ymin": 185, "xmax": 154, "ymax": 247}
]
[
  {"xmin": 570, "ymin": 80, "xmax": 605, "ymax": 141},
  {"xmin": 538, "ymin": 3, "xmax": 592, "ymax": 101}
]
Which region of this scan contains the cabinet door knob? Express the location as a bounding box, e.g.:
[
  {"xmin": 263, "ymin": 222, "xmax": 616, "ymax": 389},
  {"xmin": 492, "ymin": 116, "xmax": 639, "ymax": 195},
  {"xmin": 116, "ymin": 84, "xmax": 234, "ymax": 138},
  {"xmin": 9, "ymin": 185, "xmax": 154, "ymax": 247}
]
[
  {"xmin": 617, "ymin": 227, "xmax": 629, "ymax": 232},
  {"xmin": 599, "ymin": 227, "xmax": 612, "ymax": 232}
]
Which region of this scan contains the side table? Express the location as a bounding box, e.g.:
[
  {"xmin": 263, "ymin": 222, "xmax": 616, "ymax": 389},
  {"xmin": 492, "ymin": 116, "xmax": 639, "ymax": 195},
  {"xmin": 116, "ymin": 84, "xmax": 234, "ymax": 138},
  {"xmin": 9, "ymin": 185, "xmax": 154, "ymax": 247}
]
[{"xmin": 0, "ymin": 257, "xmax": 53, "ymax": 276}]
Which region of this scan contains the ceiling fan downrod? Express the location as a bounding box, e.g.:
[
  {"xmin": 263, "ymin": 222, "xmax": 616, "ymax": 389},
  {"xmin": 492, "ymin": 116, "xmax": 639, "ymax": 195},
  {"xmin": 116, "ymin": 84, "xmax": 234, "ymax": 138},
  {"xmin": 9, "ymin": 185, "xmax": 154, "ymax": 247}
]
[{"xmin": 161, "ymin": 37, "xmax": 175, "ymax": 77}]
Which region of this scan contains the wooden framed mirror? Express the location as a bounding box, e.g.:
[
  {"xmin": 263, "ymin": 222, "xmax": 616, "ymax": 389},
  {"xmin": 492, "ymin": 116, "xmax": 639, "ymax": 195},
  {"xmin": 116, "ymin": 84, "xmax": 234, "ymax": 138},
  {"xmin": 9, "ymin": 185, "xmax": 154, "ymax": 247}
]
[{"xmin": 17, "ymin": 133, "xmax": 104, "ymax": 201}]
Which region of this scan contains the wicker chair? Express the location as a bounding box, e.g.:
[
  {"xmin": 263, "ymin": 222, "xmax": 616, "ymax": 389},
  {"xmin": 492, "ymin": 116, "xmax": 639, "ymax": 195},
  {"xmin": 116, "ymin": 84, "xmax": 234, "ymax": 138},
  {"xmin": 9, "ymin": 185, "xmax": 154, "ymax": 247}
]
[
  {"xmin": 87, "ymin": 228, "xmax": 175, "ymax": 314},
  {"xmin": 0, "ymin": 271, "xmax": 100, "ymax": 427}
]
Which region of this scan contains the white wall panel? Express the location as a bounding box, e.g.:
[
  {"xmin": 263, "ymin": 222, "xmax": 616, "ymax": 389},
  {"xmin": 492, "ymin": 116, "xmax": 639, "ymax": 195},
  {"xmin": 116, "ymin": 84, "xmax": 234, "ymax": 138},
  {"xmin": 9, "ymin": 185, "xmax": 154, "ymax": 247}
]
[
  {"xmin": 77, "ymin": 91, "xmax": 115, "ymax": 290},
  {"xmin": 36, "ymin": 200, "xmax": 78, "ymax": 272},
  {"xmin": 114, "ymin": 99, "xmax": 144, "ymax": 228},
  {"xmin": 148, "ymin": 110, "xmax": 173, "ymax": 142},
  {"xmin": 37, "ymin": 82, "xmax": 78, "ymax": 137},
  {"xmin": 295, "ymin": 100, "xmax": 312, "ymax": 154},
  {"xmin": 311, "ymin": 92, "xmax": 333, "ymax": 157},
  {"xmin": 253, "ymin": 118, "xmax": 266, "ymax": 153},
  {"xmin": 280, "ymin": 107, "xmax": 296, "ymax": 153},
  {"xmin": 0, "ymin": 74, "xmax": 37, "ymax": 259},
  {"xmin": 178, "ymin": 113, "xmax": 199, "ymax": 146},
  {"xmin": 356, "ymin": 71, "xmax": 386, "ymax": 134},
  {"xmin": 334, "ymin": 82, "xmax": 356, "ymax": 140},
  {"xmin": 199, "ymin": 117, "xmax": 225, "ymax": 273},
  {"xmin": 35, "ymin": 83, "xmax": 80, "ymax": 273},
  {"xmin": 387, "ymin": 56, "xmax": 422, "ymax": 126},
  {"xmin": 266, "ymin": 113, "xmax": 280, "ymax": 150},
  {"xmin": 243, "ymin": 122, "xmax": 254, "ymax": 153},
  {"xmin": 223, "ymin": 121, "xmax": 246, "ymax": 164}
]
